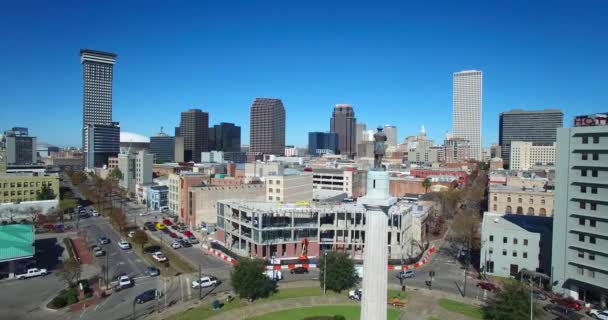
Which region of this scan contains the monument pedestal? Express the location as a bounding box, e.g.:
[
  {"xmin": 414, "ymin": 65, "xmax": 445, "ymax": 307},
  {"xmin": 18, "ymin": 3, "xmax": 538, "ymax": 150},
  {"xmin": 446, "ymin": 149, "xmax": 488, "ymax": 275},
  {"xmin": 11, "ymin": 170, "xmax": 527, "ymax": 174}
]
[{"xmin": 358, "ymin": 170, "xmax": 396, "ymax": 320}]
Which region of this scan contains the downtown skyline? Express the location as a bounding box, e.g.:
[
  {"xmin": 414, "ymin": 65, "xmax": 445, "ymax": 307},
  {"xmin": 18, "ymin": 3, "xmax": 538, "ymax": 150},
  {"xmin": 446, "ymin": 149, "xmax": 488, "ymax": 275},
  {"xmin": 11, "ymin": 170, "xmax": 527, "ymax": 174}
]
[{"xmin": 1, "ymin": 1, "xmax": 606, "ymax": 147}]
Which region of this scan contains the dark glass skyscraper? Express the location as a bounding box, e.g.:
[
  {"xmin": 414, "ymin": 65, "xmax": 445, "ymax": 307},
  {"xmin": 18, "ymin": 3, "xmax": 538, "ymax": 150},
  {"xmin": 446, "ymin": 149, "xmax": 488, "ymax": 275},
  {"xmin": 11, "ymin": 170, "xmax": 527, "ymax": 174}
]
[
  {"xmin": 499, "ymin": 109, "xmax": 563, "ymax": 166},
  {"xmin": 308, "ymin": 132, "xmax": 338, "ymax": 156},
  {"xmin": 177, "ymin": 109, "xmax": 209, "ymax": 162},
  {"xmin": 80, "ymin": 49, "xmax": 118, "ymax": 169},
  {"xmin": 330, "ymin": 104, "xmax": 356, "ymax": 158},
  {"xmin": 249, "ymin": 98, "xmax": 285, "ymax": 155},
  {"xmin": 209, "ymin": 122, "xmax": 241, "ymax": 152}
]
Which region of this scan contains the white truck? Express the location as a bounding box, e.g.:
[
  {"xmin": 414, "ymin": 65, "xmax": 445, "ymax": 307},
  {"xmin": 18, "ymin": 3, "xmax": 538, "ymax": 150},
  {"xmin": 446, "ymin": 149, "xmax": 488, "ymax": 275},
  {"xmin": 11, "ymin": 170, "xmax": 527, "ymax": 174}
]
[{"xmin": 16, "ymin": 268, "xmax": 48, "ymax": 279}]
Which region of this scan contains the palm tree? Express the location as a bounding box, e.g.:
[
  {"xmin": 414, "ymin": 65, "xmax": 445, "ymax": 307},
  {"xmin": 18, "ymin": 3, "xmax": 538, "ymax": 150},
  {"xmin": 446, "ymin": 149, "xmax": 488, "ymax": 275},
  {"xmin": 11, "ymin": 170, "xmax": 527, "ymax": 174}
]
[{"xmin": 422, "ymin": 178, "xmax": 432, "ymax": 193}]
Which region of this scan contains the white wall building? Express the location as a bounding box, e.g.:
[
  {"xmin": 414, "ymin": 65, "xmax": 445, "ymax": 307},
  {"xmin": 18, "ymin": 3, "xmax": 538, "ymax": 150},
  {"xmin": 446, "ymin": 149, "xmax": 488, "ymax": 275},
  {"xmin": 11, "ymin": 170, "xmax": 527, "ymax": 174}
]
[
  {"xmin": 201, "ymin": 151, "xmax": 225, "ymax": 163},
  {"xmin": 509, "ymin": 141, "xmax": 556, "ymax": 170},
  {"xmin": 118, "ymin": 149, "xmax": 153, "ymax": 194},
  {"xmin": 453, "ymin": 70, "xmax": 482, "ymax": 160}
]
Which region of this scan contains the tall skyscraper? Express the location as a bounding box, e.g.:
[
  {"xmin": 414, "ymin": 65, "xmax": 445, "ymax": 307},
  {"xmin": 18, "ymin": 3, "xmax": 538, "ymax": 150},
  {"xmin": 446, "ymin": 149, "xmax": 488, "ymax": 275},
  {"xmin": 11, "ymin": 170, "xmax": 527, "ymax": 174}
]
[
  {"xmin": 355, "ymin": 123, "xmax": 367, "ymax": 146},
  {"xmin": 150, "ymin": 129, "xmax": 184, "ymax": 163},
  {"xmin": 383, "ymin": 125, "xmax": 397, "ymax": 147},
  {"xmin": 208, "ymin": 122, "xmax": 241, "ymax": 152},
  {"xmin": 330, "ymin": 104, "xmax": 356, "ymax": 158},
  {"xmin": 249, "ymin": 98, "xmax": 285, "ymax": 155},
  {"xmin": 177, "ymin": 109, "xmax": 209, "ymax": 162},
  {"xmin": 308, "ymin": 132, "xmax": 339, "ymax": 156},
  {"xmin": 80, "ymin": 49, "xmax": 118, "ymax": 169},
  {"xmin": 499, "ymin": 109, "xmax": 563, "ymax": 167},
  {"xmin": 453, "ymin": 70, "xmax": 482, "ymax": 160},
  {"xmin": 552, "ymin": 113, "xmax": 608, "ymax": 302}
]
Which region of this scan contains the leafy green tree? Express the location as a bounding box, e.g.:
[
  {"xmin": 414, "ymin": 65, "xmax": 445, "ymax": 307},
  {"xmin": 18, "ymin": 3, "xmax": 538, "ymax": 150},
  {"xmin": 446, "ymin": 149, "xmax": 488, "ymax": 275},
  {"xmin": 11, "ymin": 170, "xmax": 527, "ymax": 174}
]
[
  {"xmin": 108, "ymin": 167, "xmax": 123, "ymax": 181},
  {"xmin": 318, "ymin": 251, "xmax": 358, "ymax": 293},
  {"xmin": 131, "ymin": 230, "xmax": 148, "ymax": 249},
  {"xmin": 36, "ymin": 184, "xmax": 57, "ymax": 200},
  {"xmin": 230, "ymin": 258, "xmax": 275, "ymax": 300},
  {"xmin": 422, "ymin": 178, "xmax": 432, "ymax": 193},
  {"xmin": 483, "ymin": 282, "xmax": 541, "ymax": 320}
]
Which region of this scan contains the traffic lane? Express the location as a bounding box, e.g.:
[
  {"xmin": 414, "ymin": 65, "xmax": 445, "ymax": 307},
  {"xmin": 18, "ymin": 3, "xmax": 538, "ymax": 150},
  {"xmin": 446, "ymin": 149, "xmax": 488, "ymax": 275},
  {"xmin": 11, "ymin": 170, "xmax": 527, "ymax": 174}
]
[{"xmin": 0, "ymin": 273, "xmax": 65, "ymax": 320}]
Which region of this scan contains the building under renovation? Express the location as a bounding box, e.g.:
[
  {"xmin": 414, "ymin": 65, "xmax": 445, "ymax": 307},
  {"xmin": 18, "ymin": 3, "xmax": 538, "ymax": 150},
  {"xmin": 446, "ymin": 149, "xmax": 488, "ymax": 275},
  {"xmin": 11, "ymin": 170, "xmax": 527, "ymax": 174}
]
[{"xmin": 215, "ymin": 199, "xmax": 431, "ymax": 260}]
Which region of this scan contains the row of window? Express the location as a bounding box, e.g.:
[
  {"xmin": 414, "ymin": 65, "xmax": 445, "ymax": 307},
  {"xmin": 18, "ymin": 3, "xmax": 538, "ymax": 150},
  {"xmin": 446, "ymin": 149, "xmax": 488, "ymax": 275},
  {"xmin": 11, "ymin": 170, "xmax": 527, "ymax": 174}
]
[
  {"xmin": 268, "ymin": 180, "xmax": 281, "ymax": 185},
  {"xmin": 577, "ymin": 251, "xmax": 595, "ymax": 261},
  {"xmin": 268, "ymin": 188, "xmax": 281, "ymax": 193},
  {"xmin": 3, "ymin": 190, "xmax": 38, "ymax": 196},
  {"xmin": 578, "ymin": 234, "xmax": 597, "ymax": 244},
  {"xmin": 580, "ymin": 186, "xmax": 598, "ymax": 194},
  {"xmin": 0, "ymin": 181, "xmax": 53, "ymax": 188},
  {"xmin": 489, "ymin": 235, "xmax": 529, "ymax": 246},
  {"xmin": 495, "ymin": 196, "xmax": 546, "ymax": 205},
  {"xmin": 579, "ymin": 202, "xmax": 598, "ymax": 210},
  {"xmin": 579, "ymin": 217, "xmax": 597, "ymax": 227},
  {"xmin": 498, "ymin": 205, "xmax": 548, "ymax": 216},
  {"xmin": 581, "ymin": 169, "xmax": 598, "ymax": 177},
  {"xmin": 576, "ymin": 266, "xmax": 596, "ymax": 278},
  {"xmin": 268, "ymin": 196, "xmax": 281, "ymax": 201},
  {"xmin": 581, "ymin": 153, "xmax": 600, "ymax": 161},
  {"xmin": 582, "ymin": 136, "xmax": 600, "ymax": 144}
]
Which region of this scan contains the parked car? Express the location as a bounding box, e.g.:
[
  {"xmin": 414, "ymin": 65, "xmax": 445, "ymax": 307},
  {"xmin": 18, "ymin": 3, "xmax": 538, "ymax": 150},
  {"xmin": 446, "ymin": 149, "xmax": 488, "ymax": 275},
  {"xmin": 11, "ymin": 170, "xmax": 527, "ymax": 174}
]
[
  {"xmin": 263, "ymin": 270, "xmax": 283, "ymax": 281},
  {"xmin": 476, "ymin": 282, "xmax": 499, "ymax": 292},
  {"xmin": 156, "ymin": 223, "xmax": 166, "ymax": 230},
  {"xmin": 171, "ymin": 241, "xmax": 182, "ymax": 249},
  {"xmin": 178, "ymin": 239, "xmax": 192, "ymax": 247},
  {"xmin": 143, "ymin": 245, "xmax": 161, "ymax": 253},
  {"xmin": 187, "ymin": 237, "xmax": 199, "ymax": 244},
  {"xmin": 290, "ymin": 267, "xmax": 309, "ymax": 274},
  {"xmin": 532, "ymin": 290, "xmax": 547, "ymax": 301},
  {"xmin": 191, "ymin": 276, "xmax": 219, "ymax": 288},
  {"xmin": 127, "ymin": 231, "xmax": 136, "ymax": 238},
  {"xmin": 116, "ymin": 275, "xmax": 132, "ymax": 290},
  {"xmin": 183, "ymin": 230, "xmax": 194, "ymax": 238},
  {"xmin": 162, "ymin": 219, "xmax": 173, "ymax": 226},
  {"xmin": 348, "ymin": 288, "xmax": 362, "ymax": 301},
  {"xmin": 139, "ymin": 211, "xmax": 151, "ymax": 216},
  {"xmin": 143, "ymin": 222, "xmax": 156, "ymax": 231},
  {"xmin": 543, "ymin": 304, "xmax": 583, "ymax": 320},
  {"xmin": 92, "ymin": 245, "xmax": 105, "ymax": 257},
  {"xmin": 135, "ymin": 289, "xmax": 162, "ymax": 304},
  {"xmin": 16, "ymin": 268, "xmax": 48, "ymax": 280},
  {"xmin": 551, "ymin": 297, "xmax": 583, "ymax": 311},
  {"xmin": 145, "ymin": 266, "xmax": 160, "ymax": 277},
  {"xmin": 152, "ymin": 252, "xmax": 168, "ymax": 262},
  {"xmin": 589, "ymin": 309, "xmax": 608, "ymax": 320},
  {"xmin": 397, "ymin": 270, "xmax": 415, "ymax": 279},
  {"xmin": 118, "ymin": 240, "xmax": 131, "ymax": 250},
  {"xmin": 91, "ymin": 210, "xmax": 99, "ymax": 217},
  {"xmin": 168, "ymin": 232, "xmax": 178, "ymax": 238},
  {"xmin": 98, "ymin": 237, "xmax": 110, "ymax": 245},
  {"xmin": 161, "ymin": 228, "xmax": 171, "ymax": 234}
]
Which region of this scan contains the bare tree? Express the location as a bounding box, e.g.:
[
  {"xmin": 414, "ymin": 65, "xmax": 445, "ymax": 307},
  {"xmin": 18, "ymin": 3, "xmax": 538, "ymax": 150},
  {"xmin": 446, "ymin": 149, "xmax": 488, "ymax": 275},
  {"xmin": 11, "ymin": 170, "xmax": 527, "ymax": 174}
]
[
  {"xmin": 24, "ymin": 206, "xmax": 41, "ymax": 226},
  {"xmin": 57, "ymin": 258, "xmax": 81, "ymax": 287}
]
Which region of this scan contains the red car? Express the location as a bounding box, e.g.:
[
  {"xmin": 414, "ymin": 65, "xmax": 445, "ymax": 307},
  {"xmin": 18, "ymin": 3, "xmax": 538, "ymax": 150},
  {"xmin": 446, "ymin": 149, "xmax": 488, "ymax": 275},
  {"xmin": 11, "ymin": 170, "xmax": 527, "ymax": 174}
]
[
  {"xmin": 476, "ymin": 282, "xmax": 499, "ymax": 292},
  {"xmin": 162, "ymin": 219, "xmax": 174, "ymax": 226},
  {"xmin": 551, "ymin": 297, "xmax": 583, "ymax": 311},
  {"xmin": 168, "ymin": 232, "xmax": 178, "ymax": 238},
  {"xmin": 183, "ymin": 230, "xmax": 194, "ymax": 237}
]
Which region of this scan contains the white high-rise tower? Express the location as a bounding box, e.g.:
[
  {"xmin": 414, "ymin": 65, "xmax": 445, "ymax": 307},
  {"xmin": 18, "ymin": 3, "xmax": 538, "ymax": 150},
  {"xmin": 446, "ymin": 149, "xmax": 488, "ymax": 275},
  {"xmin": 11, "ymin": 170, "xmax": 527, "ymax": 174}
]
[{"xmin": 453, "ymin": 70, "xmax": 482, "ymax": 160}]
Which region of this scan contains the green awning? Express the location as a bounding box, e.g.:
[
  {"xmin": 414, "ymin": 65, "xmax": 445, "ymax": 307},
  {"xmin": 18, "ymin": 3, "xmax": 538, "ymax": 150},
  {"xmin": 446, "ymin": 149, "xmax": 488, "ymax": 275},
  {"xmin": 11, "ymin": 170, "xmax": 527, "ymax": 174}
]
[{"xmin": 0, "ymin": 224, "xmax": 34, "ymax": 262}]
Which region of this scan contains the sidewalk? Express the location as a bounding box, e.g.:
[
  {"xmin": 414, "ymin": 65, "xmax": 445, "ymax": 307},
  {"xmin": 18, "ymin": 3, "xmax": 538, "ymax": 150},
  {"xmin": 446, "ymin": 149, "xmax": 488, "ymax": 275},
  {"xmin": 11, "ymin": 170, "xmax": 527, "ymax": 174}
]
[{"xmin": 71, "ymin": 238, "xmax": 94, "ymax": 264}]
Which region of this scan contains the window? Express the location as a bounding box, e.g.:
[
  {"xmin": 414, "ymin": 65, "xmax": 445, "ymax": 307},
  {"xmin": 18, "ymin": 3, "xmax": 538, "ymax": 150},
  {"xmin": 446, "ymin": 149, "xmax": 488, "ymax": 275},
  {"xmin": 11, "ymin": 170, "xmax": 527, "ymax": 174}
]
[
  {"xmin": 513, "ymin": 238, "xmax": 518, "ymax": 245},
  {"xmin": 493, "ymin": 196, "xmax": 497, "ymax": 201},
  {"xmin": 588, "ymin": 270, "xmax": 595, "ymax": 278},
  {"xmin": 276, "ymin": 180, "xmax": 280, "ymax": 185},
  {"xmin": 593, "ymin": 136, "xmax": 599, "ymax": 143},
  {"xmin": 489, "ymin": 235, "xmax": 494, "ymax": 242},
  {"xmin": 493, "ymin": 204, "xmax": 497, "ymax": 211},
  {"xmin": 268, "ymin": 188, "xmax": 273, "ymax": 192},
  {"xmin": 577, "ymin": 267, "xmax": 584, "ymax": 275},
  {"xmin": 592, "ymin": 170, "xmax": 598, "ymax": 177},
  {"xmin": 579, "ymin": 234, "xmax": 585, "ymax": 241},
  {"xmin": 541, "ymin": 199, "xmax": 545, "ymax": 205},
  {"xmin": 591, "ymin": 203, "xmax": 597, "ymax": 211},
  {"xmin": 582, "ymin": 153, "xmax": 588, "ymax": 160},
  {"xmin": 503, "ymin": 237, "xmax": 507, "ymax": 244},
  {"xmin": 523, "ymin": 252, "xmax": 528, "ymax": 259},
  {"xmin": 579, "ymin": 217, "xmax": 585, "ymax": 225},
  {"xmin": 582, "ymin": 136, "xmax": 589, "ymax": 144},
  {"xmin": 580, "ymin": 202, "xmax": 586, "ymax": 209},
  {"xmin": 581, "ymin": 186, "xmax": 587, "ymax": 193},
  {"xmin": 513, "ymin": 251, "xmax": 517, "ymax": 257},
  {"xmin": 590, "ymin": 236, "xmax": 596, "ymax": 244},
  {"xmin": 590, "ymin": 220, "xmax": 596, "ymax": 227},
  {"xmin": 582, "ymin": 169, "xmax": 587, "ymax": 177},
  {"xmin": 276, "ymin": 197, "xmax": 280, "ymax": 201},
  {"xmin": 268, "ymin": 180, "xmax": 272, "ymax": 184},
  {"xmin": 592, "ymin": 187, "xmax": 598, "ymax": 194},
  {"xmin": 502, "ymin": 249, "xmax": 507, "ymax": 256},
  {"xmin": 578, "ymin": 251, "xmax": 585, "ymax": 258},
  {"xmin": 518, "ymin": 198, "xmax": 522, "ymax": 203},
  {"xmin": 524, "ymin": 239, "xmax": 528, "ymax": 246},
  {"xmin": 593, "ymin": 153, "xmax": 599, "ymax": 161},
  {"xmin": 268, "ymin": 196, "xmax": 273, "ymax": 200},
  {"xmin": 507, "ymin": 197, "xmax": 511, "ymax": 202},
  {"xmin": 489, "ymin": 248, "xmax": 493, "ymax": 254},
  {"xmin": 589, "ymin": 254, "xmax": 596, "ymax": 261},
  {"xmin": 529, "ymin": 199, "xmax": 534, "ymax": 204}
]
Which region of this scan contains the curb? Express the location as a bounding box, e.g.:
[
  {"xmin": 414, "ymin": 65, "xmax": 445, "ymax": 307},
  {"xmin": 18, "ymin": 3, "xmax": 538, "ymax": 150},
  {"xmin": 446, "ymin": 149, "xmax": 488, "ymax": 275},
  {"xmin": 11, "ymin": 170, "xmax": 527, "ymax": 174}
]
[{"xmin": 201, "ymin": 244, "xmax": 238, "ymax": 265}]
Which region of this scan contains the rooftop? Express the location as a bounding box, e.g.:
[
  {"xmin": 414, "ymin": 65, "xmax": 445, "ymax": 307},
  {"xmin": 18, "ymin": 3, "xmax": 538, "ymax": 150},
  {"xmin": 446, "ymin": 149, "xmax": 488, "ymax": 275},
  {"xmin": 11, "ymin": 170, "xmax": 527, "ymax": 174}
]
[
  {"xmin": 120, "ymin": 131, "xmax": 150, "ymax": 144},
  {"xmin": 489, "ymin": 184, "xmax": 552, "ymax": 193},
  {"xmin": 483, "ymin": 212, "xmax": 553, "ymax": 234},
  {"xmin": 79, "ymin": 49, "xmax": 117, "ymax": 58},
  {"xmin": 0, "ymin": 224, "xmax": 34, "ymax": 263}
]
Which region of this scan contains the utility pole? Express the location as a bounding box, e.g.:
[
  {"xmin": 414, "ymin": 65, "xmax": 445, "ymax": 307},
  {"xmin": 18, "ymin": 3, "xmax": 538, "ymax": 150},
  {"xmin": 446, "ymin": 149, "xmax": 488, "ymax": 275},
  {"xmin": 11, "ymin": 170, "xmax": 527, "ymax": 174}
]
[
  {"xmin": 529, "ymin": 279, "xmax": 533, "ymax": 320},
  {"xmin": 323, "ymin": 251, "xmax": 327, "ymax": 295},
  {"xmin": 105, "ymin": 252, "xmax": 109, "ymax": 287},
  {"xmin": 463, "ymin": 238, "xmax": 470, "ymax": 297}
]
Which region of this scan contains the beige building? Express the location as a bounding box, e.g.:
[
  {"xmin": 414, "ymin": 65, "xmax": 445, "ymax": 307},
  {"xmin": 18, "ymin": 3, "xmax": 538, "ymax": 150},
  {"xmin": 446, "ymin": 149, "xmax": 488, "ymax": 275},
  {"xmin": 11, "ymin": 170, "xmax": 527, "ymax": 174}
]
[
  {"xmin": 489, "ymin": 184, "xmax": 554, "ymax": 216},
  {"xmin": 189, "ymin": 183, "xmax": 265, "ymax": 225},
  {"xmin": 312, "ymin": 168, "xmax": 366, "ymax": 198},
  {"xmin": 510, "ymin": 141, "xmax": 556, "ymax": 170},
  {"xmin": 266, "ymin": 174, "xmax": 313, "ymax": 203},
  {"xmin": 0, "ymin": 173, "xmax": 60, "ymax": 204},
  {"xmin": 168, "ymin": 172, "xmax": 209, "ymax": 218}
]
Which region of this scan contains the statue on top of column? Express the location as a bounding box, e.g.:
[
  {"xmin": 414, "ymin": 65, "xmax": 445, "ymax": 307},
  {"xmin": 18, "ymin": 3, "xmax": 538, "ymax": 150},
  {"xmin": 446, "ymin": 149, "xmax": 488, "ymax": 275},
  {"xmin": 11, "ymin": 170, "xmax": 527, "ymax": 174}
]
[{"xmin": 373, "ymin": 127, "xmax": 387, "ymax": 170}]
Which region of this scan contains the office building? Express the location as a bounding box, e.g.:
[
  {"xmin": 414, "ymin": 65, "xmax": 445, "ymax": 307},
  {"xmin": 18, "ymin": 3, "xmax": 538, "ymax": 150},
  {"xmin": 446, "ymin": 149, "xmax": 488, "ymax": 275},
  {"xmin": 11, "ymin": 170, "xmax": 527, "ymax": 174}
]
[
  {"xmin": 117, "ymin": 149, "xmax": 153, "ymax": 194},
  {"xmin": 119, "ymin": 131, "xmax": 150, "ymax": 153},
  {"xmin": 177, "ymin": 109, "xmax": 209, "ymax": 162},
  {"xmin": 356, "ymin": 123, "xmax": 367, "ymax": 146},
  {"xmin": 0, "ymin": 150, "xmax": 6, "ymax": 174},
  {"xmin": 150, "ymin": 129, "xmax": 184, "ymax": 163},
  {"xmin": 0, "ymin": 173, "xmax": 59, "ymax": 204},
  {"xmin": 453, "ymin": 70, "xmax": 482, "ymax": 160},
  {"xmin": 83, "ymin": 123, "xmax": 120, "ymax": 169},
  {"xmin": 384, "ymin": 125, "xmax": 397, "ymax": 147},
  {"xmin": 188, "ymin": 183, "xmax": 265, "ymax": 226},
  {"xmin": 201, "ymin": 151, "xmax": 225, "ymax": 163},
  {"xmin": 80, "ymin": 49, "xmax": 117, "ymax": 168},
  {"xmin": 249, "ymin": 98, "xmax": 285, "ymax": 155},
  {"xmin": 509, "ymin": 141, "xmax": 556, "ymax": 171},
  {"xmin": 480, "ymin": 212, "xmax": 553, "ymax": 278},
  {"xmin": 168, "ymin": 172, "xmax": 209, "ymax": 218},
  {"xmin": 490, "ymin": 144, "xmax": 502, "ymax": 159},
  {"xmin": 312, "ymin": 168, "xmax": 366, "ymax": 198},
  {"xmin": 266, "ymin": 173, "xmax": 313, "ymax": 203},
  {"xmin": 3, "ymin": 128, "xmax": 37, "ymax": 165},
  {"xmin": 443, "ymin": 137, "xmax": 471, "ymax": 163},
  {"xmin": 499, "ymin": 109, "xmax": 563, "ymax": 167},
  {"xmin": 489, "ymin": 184, "xmax": 554, "ymax": 216},
  {"xmin": 308, "ymin": 132, "xmax": 339, "ymax": 156},
  {"xmin": 552, "ymin": 114, "xmax": 608, "ymax": 304},
  {"xmin": 330, "ymin": 104, "xmax": 356, "ymax": 158},
  {"xmin": 209, "ymin": 122, "xmax": 241, "ymax": 152}
]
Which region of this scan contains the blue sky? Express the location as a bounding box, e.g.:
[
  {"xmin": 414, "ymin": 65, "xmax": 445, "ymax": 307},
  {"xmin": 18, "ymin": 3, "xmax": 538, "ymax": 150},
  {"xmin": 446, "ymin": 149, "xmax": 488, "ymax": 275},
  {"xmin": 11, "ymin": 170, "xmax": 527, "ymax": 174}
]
[{"xmin": 1, "ymin": 1, "xmax": 607, "ymax": 147}]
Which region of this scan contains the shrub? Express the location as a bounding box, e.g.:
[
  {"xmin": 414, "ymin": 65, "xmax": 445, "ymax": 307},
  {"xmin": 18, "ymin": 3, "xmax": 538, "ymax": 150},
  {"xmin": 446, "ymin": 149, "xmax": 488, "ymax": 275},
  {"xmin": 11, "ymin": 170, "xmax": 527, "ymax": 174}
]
[
  {"xmin": 48, "ymin": 296, "xmax": 67, "ymax": 309},
  {"xmin": 66, "ymin": 293, "xmax": 78, "ymax": 305},
  {"xmin": 334, "ymin": 316, "xmax": 346, "ymax": 320}
]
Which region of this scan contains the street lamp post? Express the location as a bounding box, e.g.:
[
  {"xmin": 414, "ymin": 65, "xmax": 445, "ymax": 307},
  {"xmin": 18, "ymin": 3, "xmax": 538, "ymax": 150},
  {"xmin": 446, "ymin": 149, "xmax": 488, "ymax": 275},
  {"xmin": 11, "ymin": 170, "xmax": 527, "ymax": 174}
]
[{"xmin": 323, "ymin": 251, "xmax": 327, "ymax": 295}]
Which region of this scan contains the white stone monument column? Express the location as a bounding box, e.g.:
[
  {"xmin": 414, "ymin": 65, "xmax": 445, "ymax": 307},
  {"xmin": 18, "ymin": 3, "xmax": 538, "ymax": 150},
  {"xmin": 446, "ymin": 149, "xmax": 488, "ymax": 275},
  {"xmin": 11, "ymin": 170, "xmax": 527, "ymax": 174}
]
[{"xmin": 359, "ymin": 170, "xmax": 396, "ymax": 320}]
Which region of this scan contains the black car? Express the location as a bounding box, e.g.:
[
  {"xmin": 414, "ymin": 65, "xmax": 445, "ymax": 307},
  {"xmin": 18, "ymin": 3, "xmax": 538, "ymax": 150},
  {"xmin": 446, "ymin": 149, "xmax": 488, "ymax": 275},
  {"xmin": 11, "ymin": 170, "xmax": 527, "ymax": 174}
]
[
  {"xmin": 543, "ymin": 304, "xmax": 582, "ymax": 320},
  {"xmin": 135, "ymin": 289, "xmax": 161, "ymax": 304},
  {"xmin": 143, "ymin": 245, "xmax": 161, "ymax": 254},
  {"xmin": 161, "ymin": 228, "xmax": 171, "ymax": 234},
  {"xmin": 143, "ymin": 222, "xmax": 157, "ymax": 231},
  {"xmin": 290, "ymin": 267, "xmax": 309, "ymax": 274},
  {"xmin": 98, "ymin": 237, "xmax": 110, "ymax": 245},
  {"xmin": 178, "ymin": 239, "xmax": 192, "ymax": 247}
]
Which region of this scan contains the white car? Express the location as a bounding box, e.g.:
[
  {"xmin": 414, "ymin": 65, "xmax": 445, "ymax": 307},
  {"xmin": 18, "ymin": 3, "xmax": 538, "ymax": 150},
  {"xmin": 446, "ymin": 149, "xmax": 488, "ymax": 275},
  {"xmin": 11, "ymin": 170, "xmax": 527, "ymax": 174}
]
[
  {"xmin": 118, "ymin": 240, "xmax": 131, "ymax": 250},
  {"xmin": 152, "ymin": 252, "xmax": 168, "ymax": 262},
  {"xmin": 171, "ymin": 241, "xmax": 182, "ymax": 249},
  {"xmin": 117, "ymin": 275, "xmax": 132, "ymax": 289},
  {"xmin": 589, "ymin": 309, "xmax": 608, "ymax": 320},
  {"xmin": 191, "ymin": 276, "xmax": 218, "ymax": 288},
  {"xmin": 263, "ymin": 270, "xmax": 283, "ymax": 281},
  {"xmin": 127, "ymin": 231, "xmax": 136, "ymax": 238},
  {"xmin": 91, "ymin": 210, "xmax": 99, "ymax": 217}
]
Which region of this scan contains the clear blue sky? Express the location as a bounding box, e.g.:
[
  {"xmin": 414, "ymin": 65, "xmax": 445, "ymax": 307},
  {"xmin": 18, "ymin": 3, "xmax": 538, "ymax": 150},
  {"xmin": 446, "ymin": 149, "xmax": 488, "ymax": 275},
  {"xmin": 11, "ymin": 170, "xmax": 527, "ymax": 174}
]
[{"xmin": 1, "ymin": 1, "xmax": 606, "ymax": 148}]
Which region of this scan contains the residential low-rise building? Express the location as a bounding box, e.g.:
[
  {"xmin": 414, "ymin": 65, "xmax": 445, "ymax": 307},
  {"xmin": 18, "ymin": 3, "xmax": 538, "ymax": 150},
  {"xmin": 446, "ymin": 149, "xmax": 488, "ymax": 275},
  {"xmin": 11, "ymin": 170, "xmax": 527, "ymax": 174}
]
[
  {"xmin": 489, "ymin": 184, "xmax": 554, "ymax": 216},
  {"xmin": 147, "ymin": 185, "xmax": 168, "ymax": 211},
  {"xmin": 480, "ymin": 212, "xmax": 553, "ymax": 278}
]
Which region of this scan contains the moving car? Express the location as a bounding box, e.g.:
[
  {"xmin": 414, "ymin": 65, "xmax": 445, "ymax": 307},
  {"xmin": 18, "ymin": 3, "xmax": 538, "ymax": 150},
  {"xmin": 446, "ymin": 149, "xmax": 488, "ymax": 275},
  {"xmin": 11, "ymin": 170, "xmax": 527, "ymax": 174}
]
[
  {"xmin": 135, "ymin": 289, "xmax": 162, "ymax": 304},
  {"xmin": 127, "ymin": 231, "xmax": 136, "ymax": 238},
  {"xmin": 589, "ymin": 309, "xmax": 608, "ymax": 320},
  {"xmin": 171, "ymin": 241, "xmax": 182, "ymax": 249},
  {"xmin": 98, "ymin": 237, "xmax": 110, "ymax": 245},
  {"xmin": 152, "ymin": 252, "xmax": 168, "ymax": 262},
  {"xmin": 543, "ymin": 304, "xmax": 583, "ymax": 320},
  {"xmin": 16, "ymin": 268, "xmax": 48, "ymax": 280},
  {"xmin": 551, "ymin": 297, "xmax": 583, "ymax": 311},
  {"xmin": 145, "ymin": 266, "xmax": 160, "ymax": 277},
  {"xmin": 476, "ymin": 281, "xmax": 499, "ymax": 292},
  {"xmin": 348, "ymin": 288, "xmax": 362, "ymax": 301},
  {"xmin": 191, "ymin": 276, "xmax": 219, "ymax": 288},
  {"xmin": 91, "ymin": 210, "xmax": 99, "ymax": 217},
  {"xmin": 116, "ymin": 275, "xmax": 132, "ymax": 290},
  {"xmin": 118, "ymin": 240, "xmax": 131, "ymax": 250},
  {"xmin": 290, "ymin": 267, "xmax": 309, "ymax": 274},
  {"xmin": 397, "ymin": 270, "xmax": 415, "ymax": 279}
]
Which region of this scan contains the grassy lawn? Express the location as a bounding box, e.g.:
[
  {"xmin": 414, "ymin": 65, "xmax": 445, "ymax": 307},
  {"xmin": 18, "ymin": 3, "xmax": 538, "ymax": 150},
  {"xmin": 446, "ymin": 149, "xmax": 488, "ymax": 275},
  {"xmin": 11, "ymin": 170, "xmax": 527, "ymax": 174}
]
[
  {"xmin": 167, "ymin": 298, "xmax": 246, "ymax": 320},
  {"xmin": 438, "ymin": 298, "xmax": 483, "ymax": 319},
  {"xmin": 245, "ymin": 305, "xmax": 401, "ymax": 320}
]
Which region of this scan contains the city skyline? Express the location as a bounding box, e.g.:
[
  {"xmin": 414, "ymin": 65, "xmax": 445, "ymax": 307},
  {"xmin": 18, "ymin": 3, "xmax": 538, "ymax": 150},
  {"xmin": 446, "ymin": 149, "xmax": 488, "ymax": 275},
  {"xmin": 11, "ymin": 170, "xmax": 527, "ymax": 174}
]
[{"xmin": 1, "ymin": 2, "xmax": 606, "ymax": 147}]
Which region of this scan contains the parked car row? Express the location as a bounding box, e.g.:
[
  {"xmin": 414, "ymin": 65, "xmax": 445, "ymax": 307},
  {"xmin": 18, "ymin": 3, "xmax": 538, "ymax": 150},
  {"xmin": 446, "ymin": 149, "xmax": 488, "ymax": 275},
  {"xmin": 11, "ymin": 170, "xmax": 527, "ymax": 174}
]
[{"xmin": 144, "ymin": 221, "xmax": 199, "ymax": 244}]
